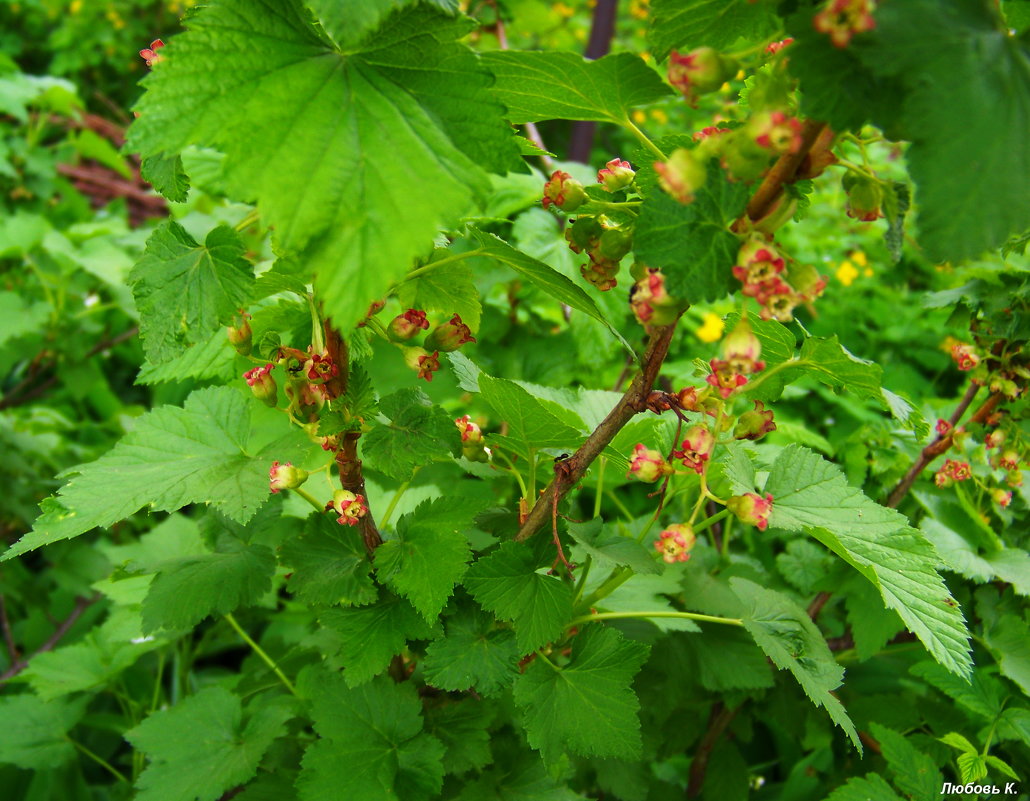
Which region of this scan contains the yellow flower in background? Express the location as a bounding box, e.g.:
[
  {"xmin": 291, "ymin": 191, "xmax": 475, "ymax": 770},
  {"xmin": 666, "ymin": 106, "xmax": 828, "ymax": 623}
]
[
  {"xmin": 70, "ymin": 0, "xmax": 82, "ymax": 13},
  {"xmin": 552, "ymin": 2, "xmax": 575, "ymax": 18},
  {"xmin": 849, "ymin": 250, "xmax": 868, "ymax": 266},
  {"xmin": 696, "ymin": 313, "xmax": 725, "ymax": 343},
  {"xmin": 650, "ymin": 108, "xmax": 668, "ymax": 125},
  {"xmin": 835, "ymin": 260, "xmax": 859, "ymax": 286},
  {"xmin": 632, "ymin": 109, "xmax": 647, "ymax": 124}
]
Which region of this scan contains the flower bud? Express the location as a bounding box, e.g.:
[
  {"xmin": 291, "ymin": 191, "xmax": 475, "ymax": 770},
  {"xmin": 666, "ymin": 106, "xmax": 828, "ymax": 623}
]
[
  {"xmin": 403, "ymin": 347, "xmax": 441, "ymax": 382},
  {"xmin": 734, "ymin": 400, "xmax": 776, "ymax": 441},
  {"xmin": 654, "ymin": 523, "xmax": 696, "ymax": 563},
  {"xmin": 654, "ymin": 148, "xmax": 707, "ymax": 204},
  {"xmin": 332, "ymin": 489, "xmax": 368, "ymax": 527},
  {"xmin": 985, "ymin": 431, "xmax": 1005, "ymax": 449},
  {"xmin": 455, "ymin": 414, "xmax": 483, "ymax": 445},
  {"xmin": 227, "ymin": 311, "xmax": 252, "ymax": 356},
  {"xmin": 542, "ymin": 170, "xmax": 587, "ymax": 212},
  {"xmin": 629, "ymin": 269, "xmax": 684, "ymax": 327},
  {"xmin": 627, "ymin": 444, "xmax": 673, "ymax": 483},
  {"xmin": 722, "ymin": 318, "xmax": 762, "ymax": 364},
  {"xmin": 357, "ymin": 299, "xmax": 386, "ymax": 327},
  {"xmin": 580, "ymin": 256, "xmax": 620, "ymax": 291},
  {"xmin": 243, "ymin": 364, "xmax": 277, "ymax": 407},
  {"xmin": 991, "ymin": 488, "xmax": 1013, "ymax": 508},
  {"xmin": 597, "ymin": 227, "xmax": 633, "ymax": 261},
  {"xmin": 387, "ymin": 309, "xmax": 430, "ymax": 343},
  {"xmin": 998, "ymin": 450, "xmax": 1020, "ymax": 471},
  {"xmin": 425, "ymin": 314, "xmax": 476, "ymax": 352},
  {"xmin": 727, "ymin": 493, "xmax": 774, "ymax": 530},
  {"xmin": 842, "ymin": 173, "xmax": 884, "ymax": 221},
  {"xmin": 597, "ymin": 158, "xmax": 635, "ymax": 192},
  {"xmin": 269, "ymin": 461, "xmax": 308, "ymax": 494},
  {"xmin": 935, "ymin": 418, "xmax": 953, "ymax": 438},
  {"xmin": 668, "ymin": 47, "xmax": 736, "ymax": 106},
  {"xmin": 564, "ymin": 216, "xmax": 603, "ymax": 254},
  {"xmin": 673, "ymin": 425, "xmax": 714, "ymax": 474}
]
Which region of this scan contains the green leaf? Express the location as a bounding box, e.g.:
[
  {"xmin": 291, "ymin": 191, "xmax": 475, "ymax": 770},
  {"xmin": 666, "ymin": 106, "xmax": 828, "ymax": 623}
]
[
  {"xmin": 765, "ymin": 444, "xmax": 972, "ymax": 677},
  {"xmin": 468, "ymin": 228, "xmax": 633, "ymax": 354},
  {"xmin": 456, "ymin": 747, "xmax": 590, "ymax": 800},
  {"xmin": 297, "ymin": 672, "xmax": 444, "ymax": 801},
  {"xmin": 396, "ymin": 256, "xmax": 482, "ymax": 331},
  {"xmin": 128, "ymin": 1, "xmax": 516, "ymax": 331},
  {"xmin": 280, "ymin": 513, "xmax": 376, "ymax": 607},
  {"xmin": 363, "ymin": 388, "xmax": 460, "ymax": 481},
  {"xmin": 479, "ymin": 374, "xmax": 584, "ymax": 459},
  {"xmin": 746, "ymin": 334, "xmax": 883, "ymax": 404},
  {"xmin": 480, "ymin": 51, "xmax": 671, "ymax": 123},
  {"xmin": 956, "ymin": 752, "xmax": 989, "ymax": 783},
  {"xmin": 870, "ymin": 723, "xmax": 943, "ymax": 801},
  {"xmin": 983, "ymin": 615, "xmax": 1030, "ymax": 696},
  {"xmin": 304, "ymin": 0, "xmax": 458, "ymax": 50},
  {"xmin": 845, "ymin": 580, "xmax": 904, "ymax": 661},
  {"xmin": 423, "ymin": 700, "xmax": 494, "ymax": 775},
  {"xmin": 130, "ymin": 222, "xmax": 253, "ymax": 364},
  {"xmin": 825, "ymin": 774, "xmax": 903, "ymax": 801},
  {"xmin": 375, "ymin": 497, "xmax": 481, "ymax": 620},
  {"xmin": 863, "ymin": 0, "xmax": 1030, "ymax": 261},
  {"xmin": 141, "ymin": 541, "xmax": 276, "ymax": 633},
  {"xmin": 730, "ymin": 577, "xmax": 861, "ymax": 751},
  {"xmin": 910, "ymin": 661, "xmax": 1002, "ymax": 720},
  {"xmin": 136, "ymin": 329, "xmax": 235, "ymax": 386},
  {"xmin": 4, "ymin": 387, "xmax": 307, "ymax": 560},
  {"xmin": 0, "ymin": 695, "xmax": 86, "ymax": 769},
  {"xmin": 464, "ymin": 541, "xmax": 574, "ymax": 653},
  {"xmin": 127, "ymin": 688, "xmax": 292, "ymax": 801},
  {"xmin": 647, "ymin": 0, "xmax": 778, "ymax": 60},
  {"xmin": 984, "ymin": 754, "xmax": 1020, "ymax": 782},
  {"xmin": 140, "ymin": 153, "xmax": 189, "ymax": 203},
  {"xmin": 567, "ymin": 518, "xmax": 661, "ymax": 575},
  {"xmin": 0, "ymin": 291, "xmax": 48, "ymax": 347},
  {"xmin": 513, "ymin": 625, "xmax": 649, "ymax": 762},
  {"xmin": 422, "ymin": 602, "xmax": 520, "ymax": 696},
  {"xmin": 320, "ymin": 592, "xmax": 440, "ymax": 686},
  {"xmin": 681, "ymin": 625, "xmax": 775, "ymax": 691},
  {"xmin": 634, "ymin": 161, "xmax": 750, "ymax": 304}
]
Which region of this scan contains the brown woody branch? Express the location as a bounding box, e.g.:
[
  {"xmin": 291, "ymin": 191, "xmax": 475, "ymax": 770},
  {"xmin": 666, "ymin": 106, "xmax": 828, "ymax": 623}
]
[
  {"xmin": 687, "ymin": 702, "xmax": 741, "ymax": 798},
  {"xmin": 740, "ymin": 120, "xmax": 829, "ymax": 225},
  {"xmin": 0, "ymin": 593, "xmax": 100, "ymax": 681},
  {"xmin": 322, "ymin": 320, "xmax": 383, "ymax": 555}
]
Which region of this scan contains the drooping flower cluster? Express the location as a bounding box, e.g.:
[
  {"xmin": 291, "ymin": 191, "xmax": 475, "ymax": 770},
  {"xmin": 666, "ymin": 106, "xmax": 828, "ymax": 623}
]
[
  {"xmin": 630, "ymin": 269, "xmax": 684, "ymax": 327},
  {"xmin": 934, "ymin": 459, "xmax": 972, "ymax": 488},
  {"xmin": 813, "ymin": 0, "xmax": 877, "ymax": 49},
  {"xmin": 455, "ymin": 415, "xmax": 489, "ymax": 462},
  {"xmin": 565, "ymin": 216, "xmax": 633, "ymax": 291},
  {"xmin": 732, "ymin": 237, "xmax": 826, "ymax": 321},
  {"xmin": 385, "ymin": 308, "xmax": 475, "ymax": 381},
  {"xmin": 654, "ymin": 523, "xmax": 696, "ymax": 563}
]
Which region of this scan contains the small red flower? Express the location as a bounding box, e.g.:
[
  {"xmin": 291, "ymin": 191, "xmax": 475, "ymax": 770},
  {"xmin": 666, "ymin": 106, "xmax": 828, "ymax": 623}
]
[
  {"xmin": 139, "ymin": 39, "xmax": 165, "ymax": 67},
  {"xmin": 935, "ymin": 418, "xmax": 953, "ymax": 438},
  {"xmin": 750, "ymin": 111, "xmax": 803, "ymax": 155},
  {"xmin": 426, "ymin": 314, "xmax": 476, "ymax": 352},
  {"xmin": 813, "ymin": 0, "xmax": 877, "ymax": 49},
  {"xmin": 387, "ymin": 309, "xmax": 430, "ymax": 343},
  {"xmin": 331, "ymin": 490, "xmax": 368, "ymax": 526},
  {"xmin": 542, "ymin": 170, "xmax": 586, "ymax": 212},
  {"xmin": 243, "ymin": 363, "xmax": 277, "ymax": 407},
  {"xmin": 765, "ymin": 38, "xmax": 794, "ymax": 55},
  {"xmin": 654, "ymin": 523, "xmax": 696, "ymax": 563},
  {"xmin": 734, "ymin": 400, "xmax": 777, "ymax": 441},
  {"xmin": 673, "ymin": 426, "xmax": 714, "ymax": 474},
  {"xmin": 950, "ymin": 343, "xmax": 980, "ymax": 372},
  {"xmin": 934, "ymin": 458, "xmax": 972, "ymax": 487},
  {"xmin": 597, "ymin": 158, "xmax": 635, "ymax": 192},
  {"xmin": 727, "ymin": 493, "xmax": 774, "ymax": 530}
]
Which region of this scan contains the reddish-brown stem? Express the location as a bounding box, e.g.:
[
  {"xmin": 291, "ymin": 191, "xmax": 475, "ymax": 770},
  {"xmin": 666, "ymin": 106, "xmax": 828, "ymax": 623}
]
[
  {"xmin": 0, "ymin": 593, "xmax": 99, "ymax": 681},
  {"xmin": 568, "ymin": 0, "xmax": 618, "ymax": 164},
  {"xmin": 515, "ymin": 320, "xmax": 682, "ymax": 542},
  {"xmin": 886, "ymin": 386, "xmax": 1001, "ymax": 509},
  {"xmin": 686, "ymin": 702, "xmax": 740, "ymax": 797},
  {"xmin": 0, "ymin": 593, "xmax": 19, "ymax": 663}
]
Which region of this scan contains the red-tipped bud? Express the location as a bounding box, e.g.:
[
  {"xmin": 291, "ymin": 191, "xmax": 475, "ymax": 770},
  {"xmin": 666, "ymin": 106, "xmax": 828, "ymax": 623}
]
[
  {"xmin": 668, "ymin": 47, "xmax": 735, "ymax": 105},
  {"xmin": 991, "ymin": 488, "xmax": 1013, "ymax": 508},
  {"xmin": 227, "ymin": 311, "xmax": 252, "ymax": 356},
  {"xmin": 673, "ymin": 425, "xmax": 714, "ymax": 474},
  {"xmin": 654, "ymin": 148, "xmax": 707, "ymax": 204},
  {"xmin": 139, "ymin": 39, "xmax": 165, "ymax": 67},
  {"xmin": 269, "ymin": 461, "xmax": 308, "ymax": 494},
  {"xmin": 628, "ymin": 444, "xmax": 673, "ymax": 483},
  {"xmin": 331, "ymin": 489, "xmax": 368, "ymax": 526},
  {"xmin": 243, "ymin": 364, "xmax": 277, "ymax": 407},
  {"xmin": 842, "ymin": 173, "xmax": 884, "ymax": 221},
  {"xmin": 357, "ymin": 299, "xmax": 386, "ymax": 327},
  {"xmin": 388, "ymin": 309, "xmax": 430, "ymax": 343},
  {"xmin": 426, "ymin": 314, "xmax": 476, "ymax": 352},
  {"xmin": 765, "ymin": 38, "xmax": 794, "ymax": 55},
  {"xmin": 654, "ymin": 523, "xmax": 696, "ymax": 563},
  {"xmin": 998, "ymin": 450, "xmax": 1021, "ymax": 472},
  {"xmin": 813, "ymin": 0, "xmax": 877, "ymax": 49},
  {"xmin": 598, "ymin": 158, "xmax": 635, "ymax": 192},
  {"xmin": 734, "ymin": 401, "xmax": 776, "ymax": 441},
  {"xmin": 985, "ymin": 431, "xmax": 1006, "ymax": 449},
  {"xmin": 542, "ymin": 170, "xmax": 587, "ymax": 212},
  {"xmin": 727, "ymin": 493, "xmax": 774, "ymax": 530},
  {"xmin": 722, "ymin": 318, "xmax": 762, "ymax": 363}
]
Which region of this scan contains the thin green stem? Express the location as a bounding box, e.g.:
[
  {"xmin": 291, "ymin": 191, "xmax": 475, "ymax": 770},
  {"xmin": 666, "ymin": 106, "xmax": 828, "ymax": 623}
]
[
  {"xmin": 150, "ymin": 650, "xmax": 165, "ymax": 714},
  {"xmin": 593, "ymin": 458, "xmax": 606, "ymax": 518},
  {"xmin": 622, "ymin": 118, "xmax": 666, "ymax": 160},
  {"xmin": 535, "ymin": 650, "xmax": 562, "ymax": 672},
  {"xmin": 694, "ymin": 508, "xmax": 730, "ymax": 535},
  {"xmin": 401, "ymin": 249, "xmax": 485, "ymax": 284},
  {"xmin": 234, "ymin": 208, "xmax": 261, "ymax": 232},
  {"xmin": 605, "ymin": 488, "xmax": 635, "ymax": 521},
  {"xmin": 68, "ymin": 738, "xmax": 129, "ymax": 784},
  {"xmin": 572, "ymin": 555, "xmax": 593, "ymax": 606},
  {"xmin": 379, "ymin": 479, "xmax": 411, "ymax": 528},
  {"xmin": 580, "ymin": 566, "xmax": 633, "ymax": 609},
  {"xmin": 568, "ymin": 610, "xmax": 743, "ymax": 628},
  {"xmin": 223, "ymin": 613, "xmax": 298, "ymax": 697},
  {"xmin": 741, "ymin": 358, "xmax": 804, "ymax": 397},
  {"xmin": 291, "ymin": 486, "xmax": 326, "ymax": 513},
  {"xmin": 493, "ymin": 450, "xmax": 528, "ymax": 497}
]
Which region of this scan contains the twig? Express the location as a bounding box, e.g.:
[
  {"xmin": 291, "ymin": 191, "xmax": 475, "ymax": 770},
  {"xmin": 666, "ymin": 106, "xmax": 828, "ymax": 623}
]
[
  {"xmin": 739, "ymin": 120, "xmax": 829, "ymax": 226},
  {"xmin": 886, "ymin": 383, "xmax": 997, "ymax": 508},
  {"xmin": 0, "ymin": 593, "xmax": 100, "ymax": 681},
  {"xmin": 0, "ymin": 593, "xmax": 19, "ymax": 663},
  {"xmin": 569, "ymin": 0, "xmax": 618, "ymax": 163},
  {"xmin": 686, "ymin": 702, "xmax": 741, "ymax": 797},
  {"xmin": 515, "ymin": 320, "xmax": 682, "ymax": 541}
]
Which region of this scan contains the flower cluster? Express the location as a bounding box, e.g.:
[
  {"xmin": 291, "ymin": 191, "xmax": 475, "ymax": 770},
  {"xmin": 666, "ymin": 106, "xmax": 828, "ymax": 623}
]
[
  {"xmin": 934, "ymin": 458, "xmax": 972, "ymax": 487},
  {"xmin": 384, "ymin": 308, "xmax": 475, "ymax": 382},
  {"xmin": 732, "ymin": 237, "xmax": 826, "ymax": 321},
  {"xmin": 813, "ymin": 0, "xmax": 877, "ymax": 49},
  {"xmin": 630, "ymin": 269, "xmax": 685, "ymax": 327}
]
